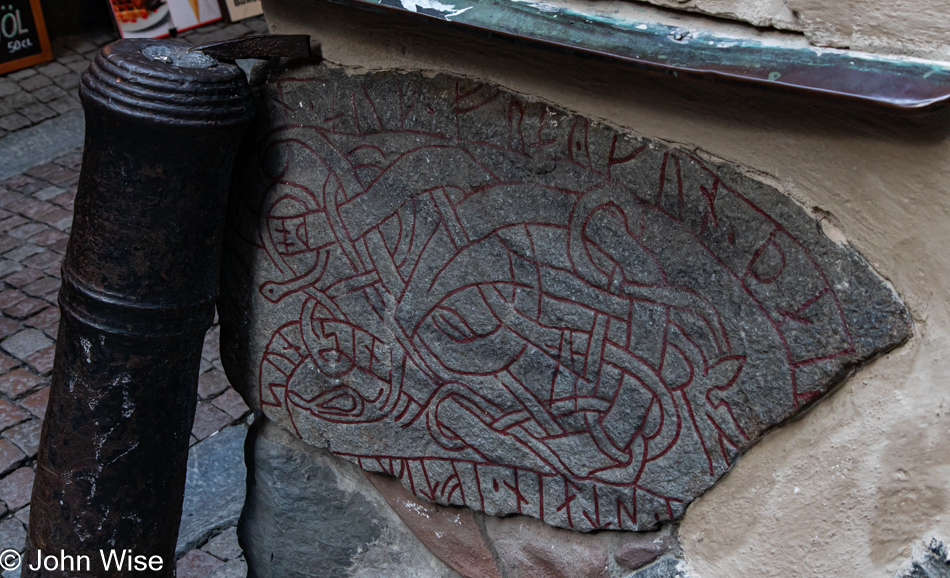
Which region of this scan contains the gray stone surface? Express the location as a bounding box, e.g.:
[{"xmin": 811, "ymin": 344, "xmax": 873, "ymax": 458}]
[
  {"xmin": 896, "ymin": 534, "xmax": 950, "ymax": 578},
  {"xmin": 219, "ymin": 64, "xmax": 912, "ymax": 533},
  {"xmin": 0, "ymin": 111, "xmax": 85, "ymax": 181},
  {"xmin": 177, "ymin": 425, "xmax": 248, "ymax": 556},
  {"xmin": 239, "ymin": 418, "xmax": 458, "ymax": 578},
  {"xmin": 210, "ymin": 558, "xmax": 248, "ymax": 578},
  {"xmin": 626, "ymin": 556, "xmax": 690, "ymax": 578}
]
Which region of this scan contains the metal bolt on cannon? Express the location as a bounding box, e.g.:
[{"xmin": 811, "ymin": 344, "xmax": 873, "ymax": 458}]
[{"xmin": 21, "ymin": 35, "xmax": 309, "ymax": 577}]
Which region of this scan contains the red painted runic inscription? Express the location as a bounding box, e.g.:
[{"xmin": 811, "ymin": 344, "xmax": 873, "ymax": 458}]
[{"xmin": 224, "ymin": 68, "xmax": 904, "ymax": 532}]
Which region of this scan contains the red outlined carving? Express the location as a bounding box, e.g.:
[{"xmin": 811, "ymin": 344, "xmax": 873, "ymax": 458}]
[{"xmin": 243, "ymin": 73, "xmax": 859, "ymax": 532}]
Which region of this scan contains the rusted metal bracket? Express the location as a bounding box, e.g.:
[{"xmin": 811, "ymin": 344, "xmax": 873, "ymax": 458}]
[
  {"xmin": 327, "ymin": 0, "xmax": 950, "ymax": 114},
  {"xmin": 24, "ymin": 35, "xmax": 306, "ymax": 578},
  {"xmin": 193, "ymin": 34, "xmax": 312, "ymax": 61}
]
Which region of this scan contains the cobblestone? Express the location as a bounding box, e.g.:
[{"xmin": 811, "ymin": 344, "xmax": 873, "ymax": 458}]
[
  {"xmin": 177, "ymin": 549, "xmax": 224, "ymax": 578},
  {"xmin": 20, "ymin": 387, "xmax": 48, "ymax": 419},
  {"xmin": 192, "ymin": 402, "xmax": 233, "ymax": 441},
  {"xmin": 0, "ymin": 467, "xmax": 34, "ymax": 510},
  {"xmin": 0, "ymin": 400, "xmax": 29, "ymax": 431},
  {"xmin": 6, "ymin": 419, "xmax": 40, "ymax": 457},
  {"xmin": 0, "ymin": 369, "xmax": 43, "ymax": 399},
  {"xmin": 1, "ymin": 329, "xmax": 53, "ymax": 360},
  {"xmin": 202, "ymin": 526, "xmax": 242, "ymax": 561},
  {"xmin": 0, "ymin": 517, "xmax": 25, "ymax": 552},
  {"xmin": 211, "ymin": 389, "xmax": 250, "ymax": 420},
  {"xmin": 198, "ymin": 370, "xmax": 230, "ymax": 400},
  {"xmin": 0, "ymin": 439, "xmax": 25, "ymax": 474},
  {"xmin": 25, "ymin": 345, "xmax": 56, "ymax": 375}
]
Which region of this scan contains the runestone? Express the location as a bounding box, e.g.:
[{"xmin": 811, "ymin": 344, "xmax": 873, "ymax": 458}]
[{"xmin": 219, "ymin": 64, "xmax": 911, "ymax": 532}]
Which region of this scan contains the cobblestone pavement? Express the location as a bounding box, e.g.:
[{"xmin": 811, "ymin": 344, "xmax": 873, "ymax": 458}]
[
  {"xmin": 0, "ymin": 15, "xmax": 270, "ymax": 578},
  {"xmin": 0, "ymin": 17, "xmax": 268, "ymax": 140}
]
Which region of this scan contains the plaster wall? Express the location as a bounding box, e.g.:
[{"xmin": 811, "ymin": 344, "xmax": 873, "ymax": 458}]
[
  {"xmin": 630, "ymin": 0, "xmax": 950, "ymax": 60},
  {"xmin": 263, "ymin": 0, "xmax": 950, "ymax": 575}
]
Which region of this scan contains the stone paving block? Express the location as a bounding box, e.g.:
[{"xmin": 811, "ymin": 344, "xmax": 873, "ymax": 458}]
[
  {"xmin": 14, "ymin": 181, "xmax": 45, "ymax": 196},
  {"xmin": 177, "ymin": 549, "xmax": 224, "ymax": 578},
  {"xmin": 25, "ymin": 228, "xmax": 67, "ymax": 247},
  {"xmin": 0, "ymin": 355, "xmax": 17, "ymax": 374},
  {"xmin": 0, "ymin": 438, "xmax": 26, "ymax": 474},
  {"xmin": 1, "ymin": 196, "xmax": 36, "ymax": 214},
  {"xmin": 202, "ymin": 329, "xmax": 220, "ymax": 362},
  {"xmin": 35, "ymin": 62, "xmax": 70, "ymax": 78},
  {"xmin": 7, "ymin": 69, "xmax": 36, "ymax": 81},
  {"xmin": 20, "ymin": 386, "xmax": 49, "ymax": 419},
  {"xmin": 0, "ymin": 517, "xmax": 26, "ymax": 553},
  {"xmin": 13, "ymin": 505, "xmax": 27, "ymax": 524},
  {"xmin": 0, "ymin": 114, "xmax": 31, "ymax": 132},
  {"xmin": 22, "ymin": 251, "xmax": 61, "ymax": 272},
  {"xmin": 65, "ymin": 60, "xmax": 88, "ymax": 74},
  {"xmin": 25, "ymin": 345, "xmax": 55, "ymax": 375},
  {"xmin": 90, "ymin": 31, "xmax": 116, "ymax": 46},
  {"xmin": 24, "ymin": 163, "xmax": 63, "ymax": 182},
  {"xmin": 198, "ymin": 370, "xmax": 230, "ymax": 400},
  {"xmin": 8, "ymin": 223, "xmax": 47, "ymax": 240},
  {"xmin": 0, "ymin": 467, "xmax": 34, "ymax": 510},
  {"xmin": 22, "ymin": 276, "xmax": 59, "ymax": 298},
  {"xmin": 202, "ymin": 526, "xmax": 242, "ymax": 561},
  {"xmin": 37, "ymin": 208, "xmax": 72, "ymax": 231},
  {"xmin": 17, "ymin": 202, "xmax": 56, "ymax": 222},
  {"xmin": 211, "ymin": 389, "xmax": 249, "ymax": 420},
  {"xmin": 3, "ymin": 297, "xmax": 46, "ymax": 320},
  {"xmin": 5, "ymin": 419, "xmax": 40, "ymax": 457},
  {"xmin": 3, "ymin": 93, "xmax": 35, "ymax": 112},
  {"xmin": 0, "ymin": 317, "xmax": 20, "ymax": 339},
  {"xmin": 0, "ymin": 217, "xmax": 26, "ymax": 235},
  {"xmin": 24, "ymin": 305, "xmax": 58, "ymax": 334},
  {"xmin": 30, "ymin": 185, "xmax": 64, "ymax": 202},
  {"xmin": 52, "ymin": 74, "xmax": 80, "ymax": 90},
  {"xmin": 3, "ymin": 269, "xmax": 42, "ymax": 288},
  {"xmin": 1, "ymin": 329, "xmax": 53, "ymax": 360},
  {"xmin": 192, "ymin": 402, "xmax": 233, "ymax": 441},
  {"xmin": 0, "ymin": 290, "xmax": 25, "ymax": 309},
  {"xmin": 56, "ymin": 52, "xmax": 84, "ymax": 64},
  {"xmin": 0, "ymin": 369, "xmax": 43, "ymax": 399},
  {"xmin": 32, "ymin": 86, "xmax": 68, "ymax": 104},
  {"xmin": 18, "ymin": 103, "xmax": 55, "ymax": 124},
  {"xmin": 208, "ymin": 558, "xmax": 247, "ymax": 578},
  {"xmin": 47, "ymin": 95, "xmax": 80, "ymax": 115},
  {"xmin": 17, "ymin": 75, "xmax": 51, "ymax": 92},
  {"xmin": 0, "ymin": 79, "xmax": 18, "ymax": 97},
  {"xmin": 52, "ymin": 151, "xmax": 81, "ymax": 170},
  {"xmin": 66, "ymin": 36, "xmax": 99, "ymax": 53},
  {"xmin": 2, "ymin": 245, "xmax": 43, "ymax": 264},
  {"xmin": 49, "ymin": 189, "xmax": 75, "ymax": 210},
  {"xmin": 0, "ymin": 400, "xmax": 30, "ymax": 431},
  {"xmin": 0, "ymin": 238, "xmax": 18, "ymax": 256},
  {"xmin": 46, "ymin": 238, "xmax": 68, "ymax": 254}
]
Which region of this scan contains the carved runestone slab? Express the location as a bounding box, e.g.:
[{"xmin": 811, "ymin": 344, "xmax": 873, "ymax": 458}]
[{"xmin": 219, "ymin": 63, "xmax": 911, "ymax": 532}]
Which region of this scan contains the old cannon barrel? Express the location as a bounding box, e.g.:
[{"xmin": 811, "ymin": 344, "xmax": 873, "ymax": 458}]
[{"xmin": 23, "ymin": 39, "xmax": 254, "ymax": 577}]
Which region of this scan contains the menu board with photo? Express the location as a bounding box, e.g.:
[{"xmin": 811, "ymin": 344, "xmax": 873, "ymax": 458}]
[
  {"xmin": 108, "ymin": 0, "xmax": 222, "ymax": 39},
  {"xmin": 0, "ymin": 0, "xmax": 52, "ymax": 75},
  {"xmin": 219, "ymin": 0, "xmax": 262, "ymax": 22}
]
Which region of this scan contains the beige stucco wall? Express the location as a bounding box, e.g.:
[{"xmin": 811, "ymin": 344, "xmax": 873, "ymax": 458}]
[
  {"xmin": 264, "ymin": 0, "xmax": 950, "ymax": 575},
  {"xmin": 632, "ymin": 0, "xmax": 950, "ymax": 60}
]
